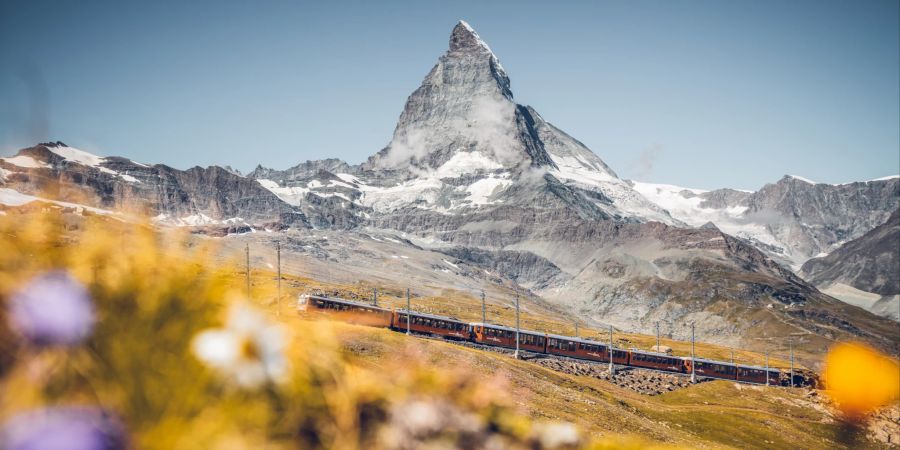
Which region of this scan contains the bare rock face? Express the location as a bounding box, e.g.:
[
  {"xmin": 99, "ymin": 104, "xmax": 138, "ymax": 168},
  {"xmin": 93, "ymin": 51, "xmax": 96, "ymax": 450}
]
[
  {"xmin": 800, "ymin": 208, "xmax": 900, "ymax": 320},
  {"xmin": 0, "ymin": 142, "xmax": 308, "ymax": 227},
  {"xmin": 248, "ymin": 158, "xmax": 352, "ymax": 182},
  {"xmin": 746, "ymin": 176, "xmax": 899, "ymax": 263},
  {"xmin": 363, "ymin": 21, "xmax": 540, "ymax": 172},
  {"xmin": 632, "ymin": 176, "xmax": 899, "ymax": 269}
]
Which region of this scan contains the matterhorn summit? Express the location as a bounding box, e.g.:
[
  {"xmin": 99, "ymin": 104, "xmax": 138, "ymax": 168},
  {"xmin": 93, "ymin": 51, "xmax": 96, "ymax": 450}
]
[{"xmin": 357, "ymin": 21, "xmax": 669, "ymax": 220}]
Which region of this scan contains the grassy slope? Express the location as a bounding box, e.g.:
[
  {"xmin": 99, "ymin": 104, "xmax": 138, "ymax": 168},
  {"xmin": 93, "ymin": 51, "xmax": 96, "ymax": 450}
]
[
  {"xmin": 234, "ymin": 265, "xmax": 798, "ymax": 370},
  {"xmin": 315, "ymin": 320, "xmax": 858, "ymax": 449},
  {"xmin": 218, "ymin": 268, "xmax": 872, "ymax": 448}
]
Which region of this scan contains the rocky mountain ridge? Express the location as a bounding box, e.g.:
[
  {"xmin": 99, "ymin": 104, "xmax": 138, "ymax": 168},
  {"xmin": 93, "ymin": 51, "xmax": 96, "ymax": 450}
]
[
  {"xmin": 633, "ymin": 175, "xmax": 899, "ymax": 269},
  {"xmin": 800, "ymin": 208, "xmax": 900, "ymax": 320}
]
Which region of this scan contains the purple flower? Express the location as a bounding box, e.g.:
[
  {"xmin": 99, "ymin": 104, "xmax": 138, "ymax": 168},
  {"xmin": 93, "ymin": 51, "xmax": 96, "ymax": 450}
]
[
  {"xmin": 8, "ymin": 271, "xmax": 95, "ymax": 346},
  {"xmin": 0, "ymin": 406, "xmax": 127, "ymax": 450}
]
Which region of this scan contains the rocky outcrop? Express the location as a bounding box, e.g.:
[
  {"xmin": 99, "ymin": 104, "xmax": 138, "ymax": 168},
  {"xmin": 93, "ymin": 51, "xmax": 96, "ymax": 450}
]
[
  {"xmin": 633, "ymin": 176, "xmax": 899, "ymax": 268},
  {"xmin": 248, "ymin": 158, "xmax": 353, "ymax": 182},
  {"xmin": 800, "ymin": 208, "xmax": 900, "ymax": 320},
  {"xmin": 439, "ymin": 247, "xmax": 565, "ymax": 290},
  {"xmin": 0, "ymin": 142, "xmax": 308, "ymax": 227}
]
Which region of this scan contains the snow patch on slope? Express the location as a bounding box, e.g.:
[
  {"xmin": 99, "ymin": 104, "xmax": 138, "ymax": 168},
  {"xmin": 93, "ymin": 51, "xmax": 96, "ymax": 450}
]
[
  {"xmin": 256, "ymin": 179, "xmax": 310, "ymax": 206},
  {"xmin": 48, "ymin": 145, "xmax": 105, "ymax": 167},
  {"xmin": 464, "ymin": 176, "xmax": 512, "ymax": 206},
  {"xmin": 434, "ymin": 151, "xmax": 502, "ymax": 178},
  {"xmin": 787, "ymin": 174, "xmax": 817, "ymax": 184},
  {"xmin": 545, "ymin": 154, "xmax": 675, "ymax": 224},
  {"xmin": 1, "ymin": 155, "xmax": 50, "ymax": 169},
  {"xmin": 632, "ymin": 181, "xmax": 789, "ymax": 257},
  {"xmin": 0, "ymin": 188, "xmax": 113, "ymax": 214}
]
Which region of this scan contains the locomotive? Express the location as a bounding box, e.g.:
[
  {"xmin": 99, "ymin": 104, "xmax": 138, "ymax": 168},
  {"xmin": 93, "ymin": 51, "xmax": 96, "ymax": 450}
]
[{"xmin": 298, "ymin": 294, "xmax": 783, "ymax": 386}]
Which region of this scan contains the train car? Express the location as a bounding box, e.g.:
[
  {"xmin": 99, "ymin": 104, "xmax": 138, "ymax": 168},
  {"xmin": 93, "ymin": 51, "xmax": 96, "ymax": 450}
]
[
  {"xmin": 545, "ymin": 334, "xmax": 608, "ymax": 363},
  {"xmin": 736, "ymin": 364, "xmax": 780, "ymax": 385},
  {"xmin": 470, "ymin": 322, "xmax": 547, "ymax": 353},
  {"xmin": 393, "ymin": 309, "xmax": 469, "ymax": 340},
  {"xmin": 609, "ymin": 347, "xmax": 630, "ymax": 366},
  {"xmin": 297, "ymin": 294, "xmax": 393, "ymax": 328},
  {"xmin": 690, "ymin": 358, "xmax": 738, "ymax": 381},
  {"xmin": 629, "ymin": 349, "xmax": 685, "ymax": 373}
]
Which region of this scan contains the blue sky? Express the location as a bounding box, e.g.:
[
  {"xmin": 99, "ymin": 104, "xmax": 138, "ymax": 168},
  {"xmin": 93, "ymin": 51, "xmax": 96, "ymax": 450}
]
[{"xmin": 1, "ymin": 0, "xmax": 897, "ymax": 190}]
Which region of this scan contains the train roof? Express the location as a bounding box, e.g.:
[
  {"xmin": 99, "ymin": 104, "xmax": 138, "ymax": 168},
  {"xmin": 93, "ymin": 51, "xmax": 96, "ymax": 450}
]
[
  {"xmin": 690, "ymin": 357, "xmax": 737, "ymax": 366},
  {"xmin": 630, "ymin": 349, "xmax": 681, "ymax": 359},
  {"xmin": 303, "ymin": 294, "xmax": 390, "ymax": 312},
  {"xmin": 736, "ymin": 363, "xmax": 780, "ymax": 372},
  {"xmin": 544, "ymin": 333, "xmax": 608, "ymax": 346},
  {"xmin": 686, "ymin": 357, "xmax": 778, "ymax": 372},
  {"xmin": 676, "ymin": 356, "xmax": 781, "ymax": 372},
  {"xmin": 469, "ymin": 322, "xmax": 545, "ymax": 336},
  {"xmin": 395, "ymin": 309, "xmax": 464, "ymax": 323}
]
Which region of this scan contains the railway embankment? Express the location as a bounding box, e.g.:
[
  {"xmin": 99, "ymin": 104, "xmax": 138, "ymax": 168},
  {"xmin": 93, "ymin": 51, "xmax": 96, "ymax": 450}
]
[{"xmin": 530, "ymin": 358, "xmax": 699, "ymax": 395}]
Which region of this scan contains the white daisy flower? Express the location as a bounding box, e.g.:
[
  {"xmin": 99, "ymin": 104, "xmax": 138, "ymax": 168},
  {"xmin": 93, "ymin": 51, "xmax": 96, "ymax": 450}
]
[{"xmin": 192, "ymin": 302, "xmax": 288, "ymax": 388}]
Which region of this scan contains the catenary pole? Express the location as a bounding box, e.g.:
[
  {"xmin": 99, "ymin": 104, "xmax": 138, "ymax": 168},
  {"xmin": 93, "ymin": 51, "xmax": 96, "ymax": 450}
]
[
  {"xmin": 765, "ymin": 350, "xmax": 770, "ymax": 386},
  {"xmin": 373, "ymin": 288, "xmax": 378, "ymax": 307},
  {"xmin": 481, "ymin": 290, "xmax": 486, "ymax": 324},
  {"xmin": 690, "ymin": 323, "xmax": 696, "ymax": 384},
  {"xmin": 276, "ymin": 242, "xmax": 281, "ymax": 316},
  {"xmin": 789, "ymin": 340, "xmax": 794, "ymax": 388},
  {"xmin": 608, "ymin": 325, "xmax": 614, "ymax": 376},
  {"xmin": 575, "ymin": 322, "xmax": 579, "ymax": 338},
  {"xmin": 656, "ymin": 321, "xmax": 660, "ymax": 351},
  {"xmin": 406, "ymin": 288, "xmax": 411, "ymax": 335},
  {"xmin": 245, "ymin": 243, "xmax": 251, "ymax": 299},
  {"xmin": 514, "ymin": 287, "xmax": 520, "ymax": 359}
]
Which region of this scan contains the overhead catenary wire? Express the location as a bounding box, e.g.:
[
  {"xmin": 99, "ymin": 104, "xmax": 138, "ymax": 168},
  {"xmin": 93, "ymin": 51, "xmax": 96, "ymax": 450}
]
[{"xmin": 246, "ymin": 242, "xmax": 802, "ymax": 377}]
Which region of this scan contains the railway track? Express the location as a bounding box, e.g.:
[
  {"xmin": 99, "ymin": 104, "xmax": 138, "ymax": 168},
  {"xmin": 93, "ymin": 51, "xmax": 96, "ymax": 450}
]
[{"xmin": 301, "ymin": 294, "xmax": 814, "ymax": 387}]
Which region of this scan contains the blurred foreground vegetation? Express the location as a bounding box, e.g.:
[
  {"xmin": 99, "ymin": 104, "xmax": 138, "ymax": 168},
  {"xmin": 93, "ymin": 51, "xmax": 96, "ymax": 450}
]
[
  {"xmin": 0, "ymin": 212, "xmax": 624, "ymax": 449},
  {"xmin": 0, "ymin": 211, "xmax": 897, "ymax": 449}
]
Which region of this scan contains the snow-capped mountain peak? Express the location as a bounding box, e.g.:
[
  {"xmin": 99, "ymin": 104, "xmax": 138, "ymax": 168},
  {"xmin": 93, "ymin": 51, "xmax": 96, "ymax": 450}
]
[
  {"xmin": 451, "ymin": 20, "xmax": 506, "ymax": 75},
  {"xmin": 343, "ymin": 21, "xmax": 674, "ymax": 222},
  {"xmin": 41, "ymin": 141, "xmax": 106, "ymax": 167}
]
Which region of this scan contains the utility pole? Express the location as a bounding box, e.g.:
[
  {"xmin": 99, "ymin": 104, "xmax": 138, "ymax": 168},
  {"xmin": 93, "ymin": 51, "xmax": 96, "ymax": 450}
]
[
  {"xmin": 656, "ymin": 321, "xmax": 660, "ymax": 351},
  {"xmin": 406, "ymin": 288, "xmax": 411, "ymax": 335},
  {"xmin": 765, "ymin": 350, "xmax": 770, "ymax": 386},
  {"xmin": 245, "ymin": 243, "xmax": 251, "ymax": 299},
  {"xmin": 481, "ymin": 290, "xmax": 486, "ymax": 324},
  {"xmin": 789, "ymin": 340, "xmax": 794, "ymax": 388},
  {"xmin": 276, "ymin": 242, "xmax": 281, "ymax": 316},
  {"xmin": 373, "ymin": 288, "xmax": 378, "ymax": 307},
  {"xmin": 608, "ymin": 325, "xmax": 614, "ymax": 376},
  {"xmin": 514, "ymin": 287, "xmax": 520, "ymax": 359},
  {"xmin": 690, "ymin": 323, "xmax": 696, "ymax": 384}
]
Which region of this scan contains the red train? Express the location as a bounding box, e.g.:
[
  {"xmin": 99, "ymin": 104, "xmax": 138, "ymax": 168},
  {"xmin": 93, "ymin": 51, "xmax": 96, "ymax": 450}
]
[
  {"xmin": 297, "ymin": 294, "xmax": 782, "ymax": 386},
  {"xmin": 396, "ymin": 309, "xmax": 469, "ymax": 340}
]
